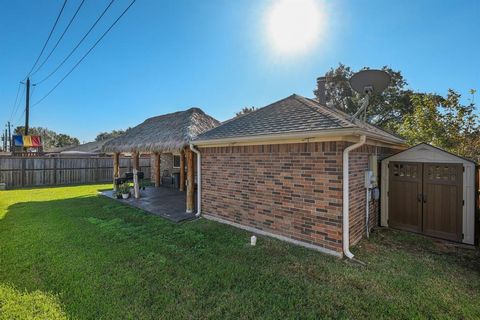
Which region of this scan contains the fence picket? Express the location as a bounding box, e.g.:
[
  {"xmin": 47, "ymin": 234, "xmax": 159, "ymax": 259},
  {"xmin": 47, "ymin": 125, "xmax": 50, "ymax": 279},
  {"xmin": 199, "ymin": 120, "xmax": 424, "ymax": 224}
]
[{"xmin": 0, "ymin": 156, "xmax": 151, "ymax": 189}]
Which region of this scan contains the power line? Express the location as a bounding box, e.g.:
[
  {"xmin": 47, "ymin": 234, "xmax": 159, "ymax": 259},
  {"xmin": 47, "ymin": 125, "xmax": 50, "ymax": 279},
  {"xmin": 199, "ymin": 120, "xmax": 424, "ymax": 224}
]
[
  {"xmin": 10, "ymin": 84, "xmax": 26, "ymax": 124},
  {"xmin": 14, "ymin": 108, "xmax": 26, "ymax": 129},
  {"xmin": 31, "ymin": 84, "xmax": 37, "ymax": 99},
  {"xmin": 9, "ymin": 82, "xmax": 22, "ymax": 122},
  {"xmin": 25, "ymin": 0, "xmax": 68, "ymax": 79},
  {"xmin": 32, "ymin": 0, "xmax": 136, "ymax": 107},
  {"xmin": 30, "ymin": 0, "xmax": 86, "ymax": 77},
  {"xmin": 35, "ymin": 0, "xmax": 117, "ymax": 85},
  {"xmin": 12, "ymin": 83, "xmax": 34, "ymax": 130}
]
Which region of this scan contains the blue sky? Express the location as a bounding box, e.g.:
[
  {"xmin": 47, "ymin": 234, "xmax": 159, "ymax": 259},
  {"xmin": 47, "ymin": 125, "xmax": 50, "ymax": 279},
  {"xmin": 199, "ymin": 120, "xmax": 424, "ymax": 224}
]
[{"xmin": 1, "ymin": 0, "xmax": 479, "ymax": 142}]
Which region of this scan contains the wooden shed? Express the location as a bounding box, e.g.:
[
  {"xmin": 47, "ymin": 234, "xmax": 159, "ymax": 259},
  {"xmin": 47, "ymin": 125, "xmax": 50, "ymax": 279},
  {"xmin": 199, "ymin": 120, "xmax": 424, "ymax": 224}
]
[{"xmin": 380, "ymin": 143, "xmax": 476, "ymax": 245}]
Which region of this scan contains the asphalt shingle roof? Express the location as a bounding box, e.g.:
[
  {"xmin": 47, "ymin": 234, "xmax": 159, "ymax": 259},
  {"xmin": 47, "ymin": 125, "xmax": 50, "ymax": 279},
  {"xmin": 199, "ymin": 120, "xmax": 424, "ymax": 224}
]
[{"xmin": 195, "ymin": 94, "xmax": 403, "ymax": 143}]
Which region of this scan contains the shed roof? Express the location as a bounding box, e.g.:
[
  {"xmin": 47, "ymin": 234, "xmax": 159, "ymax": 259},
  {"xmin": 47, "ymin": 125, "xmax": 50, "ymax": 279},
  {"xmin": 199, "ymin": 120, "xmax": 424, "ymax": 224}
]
[
  {"xmin": 382, "ymin": 143, "xmax": 476, "ymax": 164},
  {"xmin": 62, "ymin": 138, "xmax": 113, "ymax": 154},
  {"xmin": 102, "ymin": 108, "xmax": 220, "ymax": 153},
  {"xmin": 194, "ymin": 94, "xmax": 405, "ymax": 145}
]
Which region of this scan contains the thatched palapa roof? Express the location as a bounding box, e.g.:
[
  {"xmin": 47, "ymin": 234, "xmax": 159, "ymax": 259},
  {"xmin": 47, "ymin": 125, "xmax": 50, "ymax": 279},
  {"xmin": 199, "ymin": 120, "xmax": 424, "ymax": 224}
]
[{"xmin": 102, "ymin": 108, "xmax": 220, "ymax": 153}]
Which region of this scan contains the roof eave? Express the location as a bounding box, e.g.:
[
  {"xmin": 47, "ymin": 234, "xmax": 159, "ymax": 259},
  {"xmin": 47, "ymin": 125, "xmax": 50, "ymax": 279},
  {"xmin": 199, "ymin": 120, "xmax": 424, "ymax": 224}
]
[{"xmin": 193, "ymin": 128, "xmax": 406, "ymax": 148}]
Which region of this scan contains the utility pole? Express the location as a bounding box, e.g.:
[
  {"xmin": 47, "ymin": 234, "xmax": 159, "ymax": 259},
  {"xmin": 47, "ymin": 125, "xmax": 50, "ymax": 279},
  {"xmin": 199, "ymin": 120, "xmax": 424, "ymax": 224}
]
[
  {"xmin": 2, "ymin": 129, "xmax": 6, "ymax": 151},
  {"xmin": 6, "ymin": 121, "xmax": 12, "ymax": 151},
  {"xmin": 25, "ymin": 77, "xmax": 30, "ymax": 136}
]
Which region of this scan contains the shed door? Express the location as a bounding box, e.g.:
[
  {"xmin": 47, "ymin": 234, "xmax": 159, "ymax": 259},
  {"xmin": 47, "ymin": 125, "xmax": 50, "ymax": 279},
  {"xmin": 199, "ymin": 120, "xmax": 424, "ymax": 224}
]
[
  {"xmin": 422, "ymin": 163, "xmax": 463, "ymax": 242},
  {"xmin": 388, "ymin": 162, "xmax": 463, "ymax": 242},
  {"xmin": 388, "ymin": 162, "xmax": 423, "ymax": 233}
]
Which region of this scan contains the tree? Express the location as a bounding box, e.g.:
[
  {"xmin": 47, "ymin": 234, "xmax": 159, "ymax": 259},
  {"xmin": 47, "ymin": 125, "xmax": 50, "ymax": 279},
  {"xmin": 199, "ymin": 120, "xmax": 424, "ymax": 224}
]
[
  {"xmin": 95, "ymin": 129, "xmax": 129, "ymax": 141},
  {"xmin": 397, "ymin": 93, "xmax": 446, "ymax": 147},
  {"xmin": 235, "ymin": 106, "xmax": 256, "ymax": 117},
  {"xmin": 315, "ymin": 64, "xmax": 479, "ymax": 161},
  {"xmin": 55, "ymin": 134, "xmax": 80, "ymax": 148},
  {"xmin": 398, "ymin": 90, "xmax": 480, "ymax": 162},
  {"xmin": 14, "ymin": 126, "xmax": 79, "ymax": 150},
  {"xmin": 314, "ymin": 63, "xmax": 413, "ymax": 132}
]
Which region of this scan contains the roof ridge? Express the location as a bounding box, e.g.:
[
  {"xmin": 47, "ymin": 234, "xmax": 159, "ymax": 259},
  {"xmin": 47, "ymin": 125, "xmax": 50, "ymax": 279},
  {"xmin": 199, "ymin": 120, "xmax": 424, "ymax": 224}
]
[
  {"xmin": 185, "ymin": 107, "xmax": 220, "ymax": 139},
  {"xmin": 296, "ymin": 94, "xmax": 405, "ymax": 141},
  {"xmin": 146, "ymin": 107, "xmax": 201, "ymax": 123},
  {"xmin": 292, "ymin": 94, "xmax": 356, "ymax": 128},
  {"xmin": 208, "ymin": 94, "xmax": 298, "ymax": 129}
]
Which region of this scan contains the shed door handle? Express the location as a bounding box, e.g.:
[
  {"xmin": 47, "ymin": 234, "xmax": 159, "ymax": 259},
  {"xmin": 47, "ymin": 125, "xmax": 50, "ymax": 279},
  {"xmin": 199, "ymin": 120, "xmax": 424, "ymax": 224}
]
[
  {"xmin": 423, "ymin": 194, "xmax": 427, "ymax": 203},
  {"xmin": 417, "ymin": 194, "xmax": 422, "ymax": 202}
]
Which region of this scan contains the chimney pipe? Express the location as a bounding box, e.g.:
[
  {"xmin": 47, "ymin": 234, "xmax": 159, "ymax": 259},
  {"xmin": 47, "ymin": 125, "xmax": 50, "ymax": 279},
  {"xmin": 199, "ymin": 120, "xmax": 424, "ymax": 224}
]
[{"xmin": 316, "ymin": 76, "xmax": 327, "ymax": 106}]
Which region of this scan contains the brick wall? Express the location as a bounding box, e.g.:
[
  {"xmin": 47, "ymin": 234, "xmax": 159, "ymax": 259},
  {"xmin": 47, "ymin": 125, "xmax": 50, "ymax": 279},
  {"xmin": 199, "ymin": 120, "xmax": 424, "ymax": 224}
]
[
  {"xmin": 348, "ymin": 145, "xmax": 399, "ymax": 245},
  {"xmin": 200, "ymin": 141, "xmax": 400, "ymax": 254},
  {"xmin": 200, "ymin": 142, "xmax": 344, "ymax": 253}
]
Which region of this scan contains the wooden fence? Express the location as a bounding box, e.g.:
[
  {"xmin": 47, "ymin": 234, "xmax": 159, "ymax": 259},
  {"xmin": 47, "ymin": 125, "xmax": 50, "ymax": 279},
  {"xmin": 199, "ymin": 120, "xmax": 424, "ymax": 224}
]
[
  {"xmin": 0, "ymin": 156, "xmax": 151, "ymax": 189},
  {"xmin": 476, "ymin": 166, "xmax": 480, "ymax": 245}
]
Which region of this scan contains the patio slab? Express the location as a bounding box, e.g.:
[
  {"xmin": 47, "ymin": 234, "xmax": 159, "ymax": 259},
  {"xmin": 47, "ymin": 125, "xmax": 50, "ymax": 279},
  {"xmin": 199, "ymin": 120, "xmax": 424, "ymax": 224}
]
[{"xmin": 101, "ymin": 186, "xmax": 196, "ymax": 223}]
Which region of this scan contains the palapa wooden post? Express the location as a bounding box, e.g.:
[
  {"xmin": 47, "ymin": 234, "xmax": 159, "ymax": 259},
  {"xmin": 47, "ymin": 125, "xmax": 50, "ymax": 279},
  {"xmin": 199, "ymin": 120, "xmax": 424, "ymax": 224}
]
[
  {"xmin": 132, "ymin": 151, "xmax": 140, "ymax": 199},
  {"xmin": 179, "ymin": 149, "xmax": 185, "ymax": 191},
  {"xmin": 186, "ymin": 148, "xmax": 195, "ymax": 213},
  {"xmin": 113, "ymin": 152, "xmax": 120, "ymax": 190},
  {"xmin": 154, "ymin": 152, "xmax": 161, "ymax": 187}
]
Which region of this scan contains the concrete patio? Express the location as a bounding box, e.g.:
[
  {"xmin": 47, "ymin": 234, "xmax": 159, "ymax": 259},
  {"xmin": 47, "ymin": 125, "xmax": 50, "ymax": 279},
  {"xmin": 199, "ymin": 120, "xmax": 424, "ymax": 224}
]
[{"xmin": 101, "ymin": 186, "xmax": 196, "ymax": 223}]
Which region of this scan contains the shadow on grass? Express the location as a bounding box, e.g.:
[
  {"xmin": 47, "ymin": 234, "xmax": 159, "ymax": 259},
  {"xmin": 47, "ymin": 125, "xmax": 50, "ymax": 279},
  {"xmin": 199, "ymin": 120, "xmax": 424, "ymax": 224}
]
[
  {"xmin": 1, "ymin": 194, "xmax": 479, "ymax": 319},
  {"xmin": 0, "ymin": 195, "xmax": 176, "ymax": 319}
]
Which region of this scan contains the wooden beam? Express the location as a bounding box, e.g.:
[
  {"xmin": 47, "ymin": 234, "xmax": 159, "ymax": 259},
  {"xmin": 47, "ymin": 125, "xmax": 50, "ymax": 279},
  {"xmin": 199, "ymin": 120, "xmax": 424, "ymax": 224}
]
[
  {"xmin": 179, "ymin": 149, "xmax": 185, "ymax": 191},
  {"xmin": 132, "ymin": 151, "xmax": 140, "ymax": 171},
  {"xmin": 132, "ymin": 151, "xmax": 140, "ymax": 199},
  {"xmin": 186, "ymin": 148, "xmax": 194, "ymax": 213},
  {"xmin": 154, "ymin": 152, "xmax": 161, "ymax": 187},
  {"xmin": 113, "ymin": 152, "xmax": 120, "ymax": 190}
]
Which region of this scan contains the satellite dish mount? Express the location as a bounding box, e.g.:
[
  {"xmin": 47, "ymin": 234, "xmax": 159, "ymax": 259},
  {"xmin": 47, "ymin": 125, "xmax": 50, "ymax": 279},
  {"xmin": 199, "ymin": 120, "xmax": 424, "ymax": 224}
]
[{"xmin": 349, "ymin": 69, "xmax": 391, "ymax": 121}]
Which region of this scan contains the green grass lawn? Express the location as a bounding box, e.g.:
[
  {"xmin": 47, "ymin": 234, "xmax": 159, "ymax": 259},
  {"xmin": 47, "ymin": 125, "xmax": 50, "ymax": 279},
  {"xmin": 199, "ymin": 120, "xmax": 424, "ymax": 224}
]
[{"xmin": 0, "ymin": 184, "xmax": 479, "ymax": 319}]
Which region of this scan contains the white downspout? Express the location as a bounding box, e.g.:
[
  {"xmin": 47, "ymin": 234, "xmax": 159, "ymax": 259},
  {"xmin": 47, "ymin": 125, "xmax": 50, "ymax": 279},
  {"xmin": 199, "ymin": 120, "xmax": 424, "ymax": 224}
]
[
  {"xmin": 343, "ymin": 135, "xmax": 367, "ymax": 259},
  {"xmin": 365, "ymin": 188, "xmax": 370, "ymax": 238},
  {"xmin": 190, "ymin": 144, "xmax": 201, "ymax": 217}
]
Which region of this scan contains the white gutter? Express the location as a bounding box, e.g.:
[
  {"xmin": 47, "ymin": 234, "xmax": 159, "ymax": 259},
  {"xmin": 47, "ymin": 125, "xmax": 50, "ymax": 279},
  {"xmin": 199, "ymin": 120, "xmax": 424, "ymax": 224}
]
[
  {"xmin": 193, "ymin": 128, "xmax": 404, "ymax": 148},
  {"xmin": 190, "ymin": 144, "xmax": 201, "ymax": 217},
  {"xmin": 342, "ymin": 135, "xmax": 366, "ymax": 259}
]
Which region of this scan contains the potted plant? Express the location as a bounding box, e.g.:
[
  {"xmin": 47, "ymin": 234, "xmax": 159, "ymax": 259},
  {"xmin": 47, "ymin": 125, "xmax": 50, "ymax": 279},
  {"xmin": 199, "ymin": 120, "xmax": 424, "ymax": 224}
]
[
  {"xmin": 115, "ymin": 189, "xmax": 122, "ymax": 199},
  {"xmin": 119, "ymin": 183, "xmax": 131, "ymax": 199}
]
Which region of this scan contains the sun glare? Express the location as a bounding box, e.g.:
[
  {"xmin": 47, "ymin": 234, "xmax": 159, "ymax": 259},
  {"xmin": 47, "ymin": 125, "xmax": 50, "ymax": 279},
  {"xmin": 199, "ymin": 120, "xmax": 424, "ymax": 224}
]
[{"xmin": 266, "ymin": 0, "xmax": 326, "ymax": 56}]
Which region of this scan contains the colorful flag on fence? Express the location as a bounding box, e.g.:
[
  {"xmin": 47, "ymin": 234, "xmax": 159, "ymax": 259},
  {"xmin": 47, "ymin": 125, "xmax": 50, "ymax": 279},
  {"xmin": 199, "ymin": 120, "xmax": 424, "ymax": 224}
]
[
  {"xmin": 23, "ymin": 136, "xmax": 32, "ymax": 147},
  {"xmin": 12, "ymin": 135, "xmax": 43, "ymax": 147},
  {"xmin": 13, "ymin": 135, "xmax": 23, "ymax": 146},
  {"xmin": 31, "ymin": 136, "xmax": 42, "ymax": 147}
]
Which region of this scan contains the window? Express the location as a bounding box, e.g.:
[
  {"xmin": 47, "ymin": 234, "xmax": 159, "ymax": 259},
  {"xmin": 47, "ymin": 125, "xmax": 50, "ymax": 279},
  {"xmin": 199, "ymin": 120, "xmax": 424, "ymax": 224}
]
[{"xmin": 173, "ymin": 155, "xmax": 181, "ymax": 168}]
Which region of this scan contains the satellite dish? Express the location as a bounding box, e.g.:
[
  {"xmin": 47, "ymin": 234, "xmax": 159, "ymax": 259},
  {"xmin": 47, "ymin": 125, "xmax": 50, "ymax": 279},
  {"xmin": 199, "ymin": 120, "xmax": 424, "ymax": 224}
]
[
  {"xmin": 349, "ymin": 69, "xmax": 391, "ymax": 121},
  {"xmin": 349, "ymin": 69, "xmax": 391, "ymax": 95}
]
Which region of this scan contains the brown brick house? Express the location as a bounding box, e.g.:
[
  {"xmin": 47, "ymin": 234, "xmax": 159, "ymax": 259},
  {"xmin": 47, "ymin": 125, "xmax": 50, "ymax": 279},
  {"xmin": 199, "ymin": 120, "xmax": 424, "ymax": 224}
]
[{"xmin": 192, "ymin": 94, "xmax": 405, "ymax": 258}]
